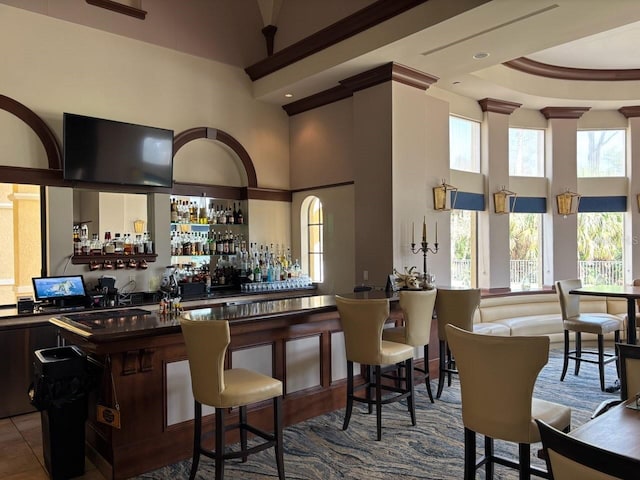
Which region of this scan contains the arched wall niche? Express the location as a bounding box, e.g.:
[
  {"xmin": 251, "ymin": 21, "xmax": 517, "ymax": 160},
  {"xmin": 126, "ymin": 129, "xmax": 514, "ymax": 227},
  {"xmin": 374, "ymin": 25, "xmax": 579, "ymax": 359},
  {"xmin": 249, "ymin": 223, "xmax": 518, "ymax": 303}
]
[
  {"xmin": 173, "ymin": 127, "xmax": 258, "ymax": 189},
  {"xmin": 0, "ymin": 94, "xmax": 61, "ymax": 170}
]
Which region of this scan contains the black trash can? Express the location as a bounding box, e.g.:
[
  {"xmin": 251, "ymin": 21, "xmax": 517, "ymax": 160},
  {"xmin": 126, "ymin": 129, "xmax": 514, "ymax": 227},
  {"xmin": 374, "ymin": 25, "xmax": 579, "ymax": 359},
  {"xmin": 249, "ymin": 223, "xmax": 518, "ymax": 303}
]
[{"xmin": 29, "ymin": 346, "xmax": 90, "ymax": 480}]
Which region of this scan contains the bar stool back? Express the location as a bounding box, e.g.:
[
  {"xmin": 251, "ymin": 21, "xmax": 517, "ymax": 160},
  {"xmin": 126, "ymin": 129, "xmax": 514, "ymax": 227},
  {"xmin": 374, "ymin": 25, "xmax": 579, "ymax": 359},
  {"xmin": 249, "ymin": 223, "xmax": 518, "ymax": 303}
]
[
  {"xmin": 434, "ymin": 288, "xmax": 480, "ymax": 398},
  {"xmin": 336, "ymin": 295, "xmax": 416, "ymax": 440},
  {"xmin": 382, "ymin": 289, "xmax": 437, "ymax": 401},
  {"xmin": 180, "ymin": 317, "xmax": 285, "ymax": 480}
]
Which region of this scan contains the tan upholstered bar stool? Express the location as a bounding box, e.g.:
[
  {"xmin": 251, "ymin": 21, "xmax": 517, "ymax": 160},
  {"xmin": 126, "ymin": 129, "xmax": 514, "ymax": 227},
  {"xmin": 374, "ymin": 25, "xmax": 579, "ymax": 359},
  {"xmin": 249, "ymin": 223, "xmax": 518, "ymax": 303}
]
[
  {"xmin": 555, "ymin": 279, "xmax": 622, "ymax": 391},
  {"xmin": 336, "ymin": 295, "xmax": 416, "ymax": 441},
  {"xmin": 180, "ymin": 318, "xmax": 285, "ymax": 480},
  {"xmin": 434, "ymin": 288, "xmax": 481, "ymax": 399},
  {"xmin": 382, "ymin": 289, "xmax": 437, "ymax": 402},
  {"xmin": 446, "ymin": 325, "xmax": 572, "ymax": 480}
]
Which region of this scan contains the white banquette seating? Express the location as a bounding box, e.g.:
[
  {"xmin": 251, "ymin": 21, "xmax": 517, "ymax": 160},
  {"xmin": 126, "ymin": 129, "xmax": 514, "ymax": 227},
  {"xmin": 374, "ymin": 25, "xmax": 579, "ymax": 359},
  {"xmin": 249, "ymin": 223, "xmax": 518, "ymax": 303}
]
[{"xmin": 472, "ymin": 292, "xmax": 628, "ymax": 343}]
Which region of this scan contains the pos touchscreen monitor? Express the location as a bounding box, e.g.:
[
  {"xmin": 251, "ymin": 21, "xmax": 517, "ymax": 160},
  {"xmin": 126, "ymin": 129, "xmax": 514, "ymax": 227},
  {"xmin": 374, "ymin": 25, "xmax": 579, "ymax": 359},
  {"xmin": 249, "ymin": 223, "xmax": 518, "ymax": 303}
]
[{"xmin": 32, "ymin": 275, "xmax": 88, "ymax": 308}]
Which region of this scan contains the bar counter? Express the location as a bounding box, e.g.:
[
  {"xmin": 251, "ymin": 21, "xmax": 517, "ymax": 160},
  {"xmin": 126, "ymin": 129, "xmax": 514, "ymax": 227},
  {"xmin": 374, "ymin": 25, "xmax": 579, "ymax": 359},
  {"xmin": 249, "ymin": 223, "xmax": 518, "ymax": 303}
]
[{"xmin": 50, "ymin": 291, "xmax": 400, "ymax": 480}]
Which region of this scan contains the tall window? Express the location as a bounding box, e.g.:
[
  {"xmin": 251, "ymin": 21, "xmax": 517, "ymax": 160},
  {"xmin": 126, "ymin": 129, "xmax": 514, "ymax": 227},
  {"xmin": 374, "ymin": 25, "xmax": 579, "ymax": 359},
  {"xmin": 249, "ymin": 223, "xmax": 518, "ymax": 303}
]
[
  {"xmin": 577, "ymin": 130, "xmax": 625, "ymax": 177},
  {"xmin": 509, "ymin": 214, "xmax": 542, "ymax": 289},
  {"xmin": 578, "ymin": 213, "xmax": 623, "ymax": 286},
  {"xmin": 0, "ymin": 183, "xmax": 42, "ymax": 305},
  {"xmin": 449, "ymin": 116, "xmax": 480, "ymax": 172},
  {"xmin": 509, "ymin": 128, "xmax": 544, "ymax": 176},
  {"xmin": 301, "ymin": 196, "xmax": 323, "ymax": 283},
  {"xmin": 451, "ymin": 210, "xmax": 477, "ymax": 288}
]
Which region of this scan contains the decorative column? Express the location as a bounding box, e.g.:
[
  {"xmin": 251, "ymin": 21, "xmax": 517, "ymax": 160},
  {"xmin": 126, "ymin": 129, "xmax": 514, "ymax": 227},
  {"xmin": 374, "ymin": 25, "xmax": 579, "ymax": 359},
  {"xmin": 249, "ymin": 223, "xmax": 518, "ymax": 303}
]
[
  {"xmin": 477, "ymin": 98, "xmax": 521, "ymax": 291},
  {"xmin": 540, "ymin": 107, "xmax": 590, "ymax": 285},
  {"xmin": 344, "ymin": 63, "xmax": 441, "ymax": 287},
  {"xmin": 619, "ymin": 106, "xmax": 640, "ymax": 283}
]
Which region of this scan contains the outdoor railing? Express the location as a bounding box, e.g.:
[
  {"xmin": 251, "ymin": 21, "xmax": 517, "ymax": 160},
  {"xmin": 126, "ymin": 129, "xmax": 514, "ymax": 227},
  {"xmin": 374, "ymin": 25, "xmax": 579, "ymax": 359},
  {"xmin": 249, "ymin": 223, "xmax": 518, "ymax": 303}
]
[{"xmin": 451, "ymin": 259, "xmax": 623, "ymax": 288}]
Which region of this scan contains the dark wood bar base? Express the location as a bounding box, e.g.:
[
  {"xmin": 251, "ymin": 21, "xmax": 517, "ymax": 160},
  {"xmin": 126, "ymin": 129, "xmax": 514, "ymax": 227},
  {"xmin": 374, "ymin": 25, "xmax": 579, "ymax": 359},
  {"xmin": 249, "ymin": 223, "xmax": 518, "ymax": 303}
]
[{"xmin": 51, "ymin": 295, "xmax": 434, "ymax": 480}]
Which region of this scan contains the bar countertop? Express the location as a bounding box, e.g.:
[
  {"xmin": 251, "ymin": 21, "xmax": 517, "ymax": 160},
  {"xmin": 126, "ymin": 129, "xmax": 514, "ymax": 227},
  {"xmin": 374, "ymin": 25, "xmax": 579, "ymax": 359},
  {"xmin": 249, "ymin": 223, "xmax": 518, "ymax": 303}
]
[
  {"xmin": 50, "ymin": 294, "xmax": 339, "ymax": 343},
  {"xmin": 49, "ymin": 290, "xmax": 398, "ymax": 344}
]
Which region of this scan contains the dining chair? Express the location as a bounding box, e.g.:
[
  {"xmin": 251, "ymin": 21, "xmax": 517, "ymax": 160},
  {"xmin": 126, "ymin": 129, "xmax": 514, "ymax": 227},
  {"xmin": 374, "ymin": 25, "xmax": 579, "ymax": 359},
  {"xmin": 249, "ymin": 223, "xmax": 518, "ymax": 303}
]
[
  {"xmin": 445, "ymin": 324, "xmax": 571, "ymax": 480},
  {"xmin": 180, "ymin": 318, "xmax": 285, "ymax": 480},
  {"xmin": 382, "ymin": 288, "xmax": 437, "ymax": 402},
  {"xmin": 555, "ymin": 279, "xmax": 622, "ymax": 391},
  {"xmin": 592, "ymin": 342, "xmax": 640, "ymax": 418},
  {"xmin": 536, "ymin": 419, "xmax": 640, "ymax": 480},
  {"xmin": 335, "ymin": 295, "xmax": 416, "ymax": 440},
  {"xmin": 434, "ymin": 288, "xmax": 481, "ymax": 399}
]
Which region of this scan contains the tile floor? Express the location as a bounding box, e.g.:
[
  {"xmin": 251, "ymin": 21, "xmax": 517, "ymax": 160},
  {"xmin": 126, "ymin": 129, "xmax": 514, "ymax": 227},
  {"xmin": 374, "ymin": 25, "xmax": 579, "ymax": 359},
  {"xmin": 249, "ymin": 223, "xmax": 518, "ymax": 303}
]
[{"xmin": 0, "ymin": 412, "xmax": 106, "ymax": 480}]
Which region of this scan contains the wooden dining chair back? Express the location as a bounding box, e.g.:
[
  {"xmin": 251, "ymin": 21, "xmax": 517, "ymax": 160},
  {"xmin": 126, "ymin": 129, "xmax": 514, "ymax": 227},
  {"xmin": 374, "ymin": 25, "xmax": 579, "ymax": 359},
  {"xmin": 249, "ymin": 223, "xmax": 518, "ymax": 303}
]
[
  {"xmin": 434, "ymin": 288, "xmax": 481, "ymax": 398},
  {"xmin": 382, "ymin": 289, "xmax": 437, "ymax": 402},
  {"xmin": 445, "ymin": 324, "xmax": 571, "ymax": 479},
  {"xmin": 335, "ymin": 295, "xmax": 416, "ymax": 440},
  {"xmin": 555, "ymin": 279, "xmax": 622, "ymax": 391},
  {"xmin": 536, "ymin": 419, "xmax": 640, "ymax": 480},
  {"xmin": 618, "ymin": 343, "xmax": 640, "ymax": 401},
  {"xmin": 180, "ymin": 318, "xmax": 285, "ymax": 480}
]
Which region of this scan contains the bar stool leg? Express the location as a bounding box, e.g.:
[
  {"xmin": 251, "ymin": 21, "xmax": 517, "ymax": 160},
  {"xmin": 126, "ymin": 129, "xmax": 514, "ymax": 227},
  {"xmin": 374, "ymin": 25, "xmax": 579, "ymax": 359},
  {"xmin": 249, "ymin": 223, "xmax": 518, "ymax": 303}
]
[
  {"xmin": 239, "ymin": 405, "xmax": 248, "ymax": 462},
  {"xmin": 560, "ymin": 330, "xmax": 570, "ymax": 382},
  {"xmin": 407, "ymin": 358, "xmax": 416, "ymax": 425},
  {"xmin": 189, "ymin": 401, "xmax": 202, "ymax": 480},
  {"xmin": 574, "ymin": 332, "xmax": 582, "ymax": 375},
  {"xmin": 215, "ymin": 407, "xmax": 225, "ymax": 480},
  {"xmin": 274, "ymin": 396, "xmax": 285, "ymax": 480},
  {"xmin": 343, "ymin": 360, "xmax": 354, "ymax": 430},
  {"xmin": 423, "ymin": 344, "xmax": 434, "ymax": 403},
  {"xmin": 375, "ymin": 365, "xmax": 382, "ymax": 441},
  {"xmin": 437, "ymin": 340, "xmax": 446, "ymax": 399}
]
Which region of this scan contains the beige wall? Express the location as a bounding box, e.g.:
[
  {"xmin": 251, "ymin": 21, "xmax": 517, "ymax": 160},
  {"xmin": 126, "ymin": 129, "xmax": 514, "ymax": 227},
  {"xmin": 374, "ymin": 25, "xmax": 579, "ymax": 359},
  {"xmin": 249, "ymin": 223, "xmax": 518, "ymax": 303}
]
[{"xmin": 0, "ymin": 4, "xmax": 290, "ymax": 292}]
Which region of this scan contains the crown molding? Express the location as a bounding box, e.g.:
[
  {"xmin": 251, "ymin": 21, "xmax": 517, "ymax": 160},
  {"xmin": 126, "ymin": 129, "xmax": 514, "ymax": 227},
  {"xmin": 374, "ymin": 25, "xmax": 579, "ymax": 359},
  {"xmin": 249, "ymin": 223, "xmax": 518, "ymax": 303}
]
[
  {"xmin": 504, "ymin": 57, "xmax": 640, "ymax": 82},
  {"xmin": 618, "ymin": 106, "xmax": 640, "ymax": 118},
  {"xmin": 540, "ymin": 107, "xmax": 591, "ymax": 119},
  {"xmin": 283, "ymin": 62, "xmax": 437, "ymax": 116},
  {"xmin": 245, "ymin": 0, "xmax": 429, "ymax": 81},
  {"xmin": 478, "ymin": 98, "xmax": 522, "ymax": 114}
]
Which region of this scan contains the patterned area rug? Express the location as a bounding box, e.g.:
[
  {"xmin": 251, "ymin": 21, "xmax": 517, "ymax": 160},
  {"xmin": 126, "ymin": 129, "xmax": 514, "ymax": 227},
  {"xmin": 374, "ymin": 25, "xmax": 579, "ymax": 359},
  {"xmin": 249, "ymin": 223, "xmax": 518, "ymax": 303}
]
[{"xmin": 135, "ymin": 349, "xmax": 620, "ymax": 479}]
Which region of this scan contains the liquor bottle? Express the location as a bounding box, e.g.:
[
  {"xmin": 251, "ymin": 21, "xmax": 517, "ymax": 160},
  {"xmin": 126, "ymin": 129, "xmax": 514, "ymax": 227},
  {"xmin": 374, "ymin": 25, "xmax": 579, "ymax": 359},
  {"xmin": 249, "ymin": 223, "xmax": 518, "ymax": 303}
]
[
  {"xmin": 232, "ymin": 203, "xmax": 238, "ymax": 224},
  {"xmin": 143, "ymin": 232, "xmax": 153, "ymax": 254},
  {"xmin": 123, "ymin": 233, "xmax": 133, "ymax": 254},
  {"xmin": 170, "ymin": 198, "xmax": 179, "ymax": 223},
  {"xmin": 103, "ymin": 232, "xmax": 115, "ymax": 254},
  {"xmin": 227, "ymin": 204, "xmax": 234, "ymax": 224},
  {"xmin": 218, "ymin": 205, "xmax": 227, "ymax": 224},
  {"xmin": 73, "ymin": 226, "xmax": 82, "ymax": 255},
  {"xmin": 236, "ymin": 203, "xmax": 244, "ymax": 224},
  {"xmin": 90, "ymin": 234, "xmax": 102, "ymax": 255},
  {"xmin": 114, "ymin": 233, "xmax": 124, "ymax": 254}
]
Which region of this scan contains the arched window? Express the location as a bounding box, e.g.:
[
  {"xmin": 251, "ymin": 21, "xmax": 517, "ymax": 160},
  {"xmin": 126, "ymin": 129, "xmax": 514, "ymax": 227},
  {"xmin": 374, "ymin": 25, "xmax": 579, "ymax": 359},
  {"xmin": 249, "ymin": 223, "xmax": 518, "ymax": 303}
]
[{"xmin": 301, "ymin": 196, "xmax": 323, "ymax": 283}]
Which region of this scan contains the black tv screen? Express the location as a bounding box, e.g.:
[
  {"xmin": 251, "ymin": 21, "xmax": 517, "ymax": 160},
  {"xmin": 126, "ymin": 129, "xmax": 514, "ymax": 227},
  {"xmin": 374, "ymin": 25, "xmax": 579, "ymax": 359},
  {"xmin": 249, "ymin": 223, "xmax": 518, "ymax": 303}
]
[{"xmin": 63, "ymin": 113, "xmax": 174, "ymax": 188}]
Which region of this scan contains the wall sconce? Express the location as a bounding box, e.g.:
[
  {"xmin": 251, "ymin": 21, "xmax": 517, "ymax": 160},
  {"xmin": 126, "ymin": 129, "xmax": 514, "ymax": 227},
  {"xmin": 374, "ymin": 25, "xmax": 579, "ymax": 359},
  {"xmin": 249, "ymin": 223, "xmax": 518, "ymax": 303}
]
[
  {"xmin": 493, "ymin": 186, "xmax": 517, "ymax": 214},
  {"xmin": 556, "ymin": 190, "xmax": 581, "ymax": 217},
  {"xmin": 433, "ymin": 180, "xmax": 458, "ymax": 211}
]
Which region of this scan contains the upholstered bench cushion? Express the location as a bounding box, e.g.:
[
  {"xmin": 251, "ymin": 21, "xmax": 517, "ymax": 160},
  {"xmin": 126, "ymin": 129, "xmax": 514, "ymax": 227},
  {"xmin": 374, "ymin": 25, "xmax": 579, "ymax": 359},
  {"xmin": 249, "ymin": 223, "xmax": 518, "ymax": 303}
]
[
  {"xmin": 473, "ymin": 322, "xmax": 510, "ymax": 336},
  {"xmin": 501, "ymin": 314, "xmax": 563, "ymax": 337}
]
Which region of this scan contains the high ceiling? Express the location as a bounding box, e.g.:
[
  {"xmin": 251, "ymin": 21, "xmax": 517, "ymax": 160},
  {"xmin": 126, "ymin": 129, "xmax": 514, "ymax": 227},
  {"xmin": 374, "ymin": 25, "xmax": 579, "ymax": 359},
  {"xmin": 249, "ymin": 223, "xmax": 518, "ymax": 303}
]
[
  {"xmin": 252, "ymin": 0, "xmax": 640, "ymax": 111},
  {"xmin": 5, "ymin": 0, "xmax": 640, "ymax": 111}
]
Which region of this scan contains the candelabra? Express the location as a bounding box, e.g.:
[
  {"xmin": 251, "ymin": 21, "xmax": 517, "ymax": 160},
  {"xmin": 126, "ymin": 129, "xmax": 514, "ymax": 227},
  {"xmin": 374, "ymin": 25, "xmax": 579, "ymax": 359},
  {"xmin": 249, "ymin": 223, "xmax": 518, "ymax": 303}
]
[{"xmin": 410, "ymin": 240, "xmax": 438, "ymax": 289}]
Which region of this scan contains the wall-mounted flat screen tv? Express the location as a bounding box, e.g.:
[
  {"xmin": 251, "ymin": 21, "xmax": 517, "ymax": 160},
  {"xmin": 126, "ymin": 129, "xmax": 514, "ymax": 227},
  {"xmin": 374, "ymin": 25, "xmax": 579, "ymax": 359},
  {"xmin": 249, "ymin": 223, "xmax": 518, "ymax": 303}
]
[{"xmin": 63, "ymin": 113, "xmax": 174, "ymax": 188}]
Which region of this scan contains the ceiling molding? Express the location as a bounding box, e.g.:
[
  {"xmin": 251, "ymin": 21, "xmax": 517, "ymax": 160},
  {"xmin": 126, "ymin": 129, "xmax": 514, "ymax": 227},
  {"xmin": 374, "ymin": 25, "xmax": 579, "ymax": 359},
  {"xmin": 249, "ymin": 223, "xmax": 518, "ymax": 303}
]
[
  {"xmin": 478, "ymin": 98, "xmax": 521, "ymax": 114},
  {"xmin": 283, "ymin": 62, "xmax": 438, "ymax": 116},
  {"xmin": 245, "ymin": 0, "xmax": 429, "ymax": 81},
  {"xmin": 540, "ymin": 107, "xmax": 591, "ymax": 119},
  {"xmin": 618, "ymin": 106, "xmax": 640, "ymax": 118},
  {"xmin": 504, "ymin": 57, "xmax": 640, "ymax": 82},
  {"xmin": 85, "ymin": 0, "xmax": 147, "ymax": 20}
]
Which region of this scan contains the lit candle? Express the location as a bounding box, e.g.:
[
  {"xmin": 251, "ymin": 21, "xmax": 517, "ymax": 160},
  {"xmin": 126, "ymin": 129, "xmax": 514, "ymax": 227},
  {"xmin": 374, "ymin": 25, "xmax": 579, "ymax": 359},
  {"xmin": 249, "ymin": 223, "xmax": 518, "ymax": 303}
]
[
  {"xmin": 412, "ymin": 222, "xmax": 415, "ymax": 244},
  {"xmin": 435, "ymin": 221, "xmax": 438, "ymax": 244},
  {"xmin": 422, "ymin": 216, "xmax": 426, "ymax": 242}
]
